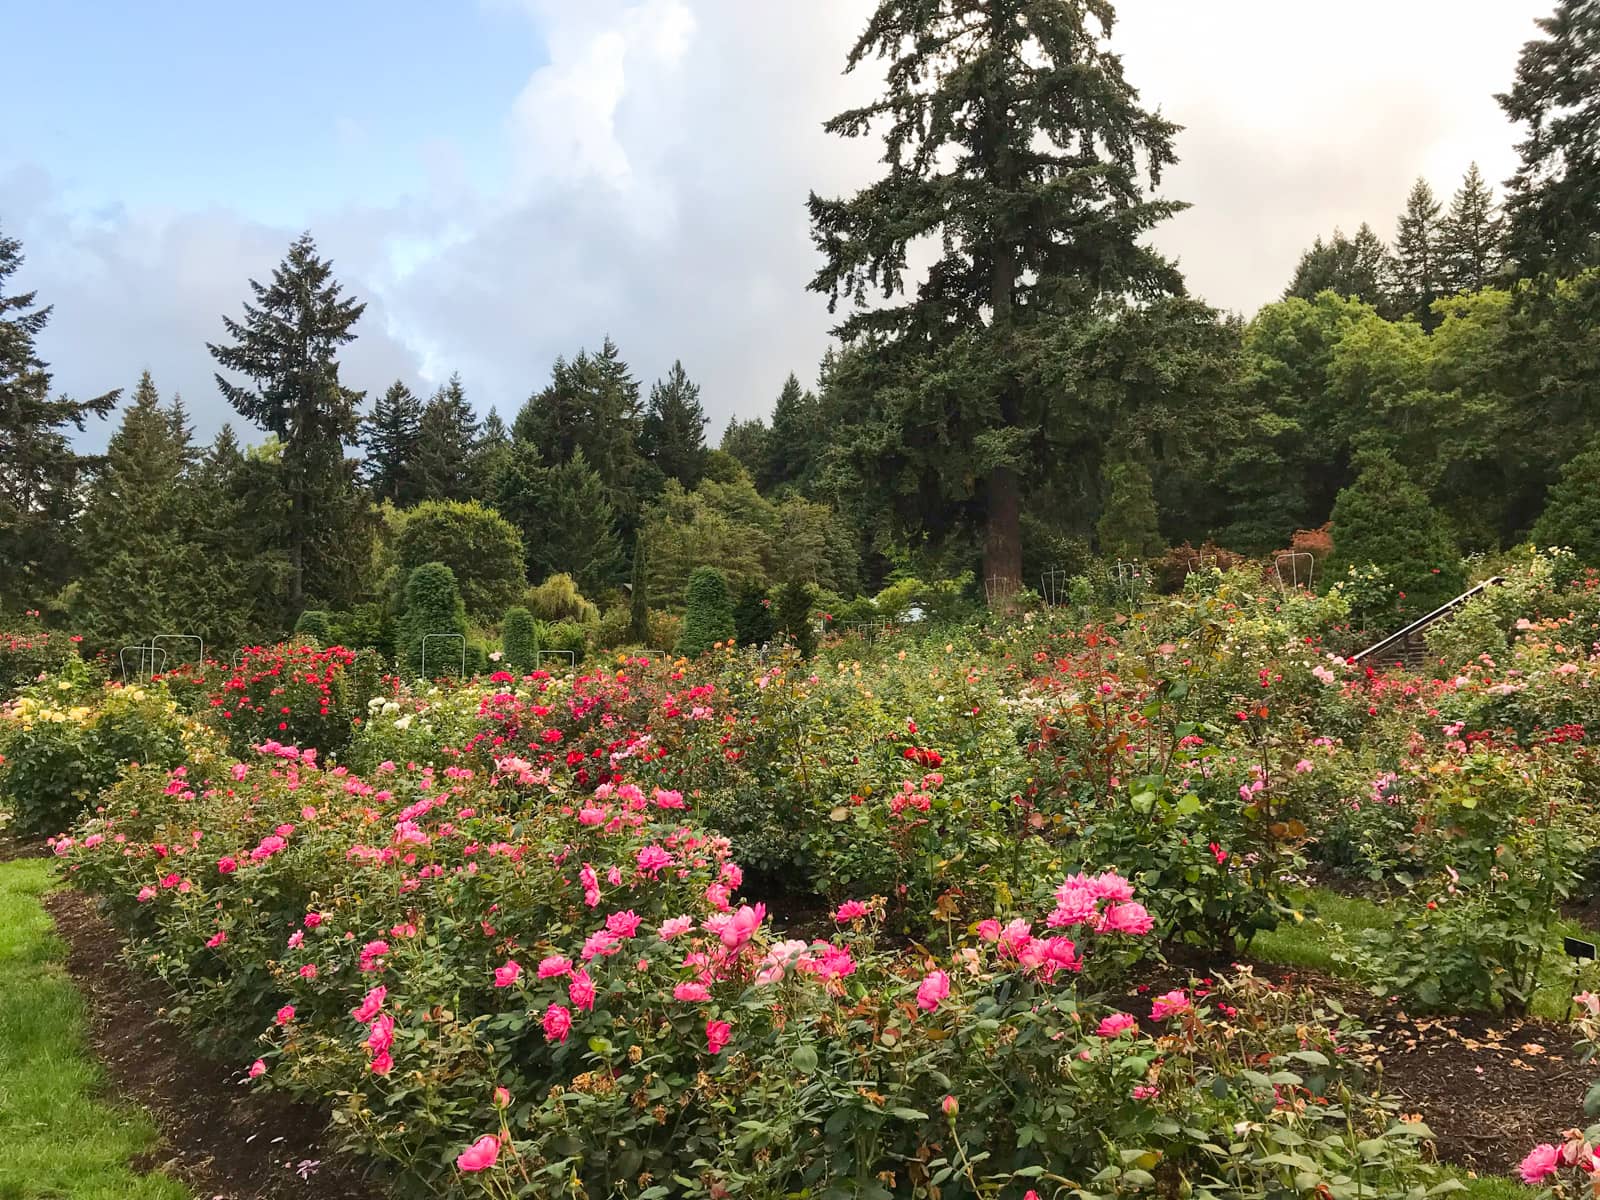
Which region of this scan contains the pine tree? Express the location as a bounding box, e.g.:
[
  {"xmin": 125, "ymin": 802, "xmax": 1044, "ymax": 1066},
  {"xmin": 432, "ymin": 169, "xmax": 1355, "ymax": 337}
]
[
  {"xmin": 759, "ymin": 374, "xmax": 821, "ymax": 494},
  {"xmin": 362, "ymin": 380, "xmax": 423, "ymax": 504},
  {"xmin": 1498, "ymin": 0, "xmax": 1600, "ymax": 276},
  {"xmin": 492, "ymin": 445, "xmax": 624, "ymax": 594},
  {"xmin": 1438, "ymin": 164, "xmax": 1506, "ymax": 293},
  {"xmin": 412, "ymin": 373, "xmax": 479, "ymax": 502},
  {"xmin": 1285, "ymin": 225, "xmax": 1395, "ymax": 311},
  {"xmin": 719, "ymin": 417, "xmax": 768, "ymax": 478},
  {"xmin": 68, "ymin": 372, "xmax": 191, "ymax": 649},
  {"xmin": 641, "ymin": 361, "xmax": 709, "ymax": 490},
  {"xmin": 1392, "ymin": 179, "xmax": 1444, "ymax": 326},
  {"xmin": 809, "ymin": 0, "xmax": 1185, "ymax": 595},
  {"xmin": 513, "ymin": 339, "xmax": 646, "ymax": 521},
  {"xmin": 472, "ymin": 407, "xmax": 512, "ymax": 500},
  {"xmin": 208, "ymin": 233, "xmax": 368, "ymax": 612},
  {"xmin": 0, "ymin": 226, "xmax": 119, "ymax": 609}
]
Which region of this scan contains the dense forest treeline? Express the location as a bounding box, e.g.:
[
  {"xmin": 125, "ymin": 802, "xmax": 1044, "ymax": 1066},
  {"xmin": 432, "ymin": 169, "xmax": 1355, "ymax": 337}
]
[{"xmin": 1, "ymin": 0, "xmax": 1598, "ymax": 655}]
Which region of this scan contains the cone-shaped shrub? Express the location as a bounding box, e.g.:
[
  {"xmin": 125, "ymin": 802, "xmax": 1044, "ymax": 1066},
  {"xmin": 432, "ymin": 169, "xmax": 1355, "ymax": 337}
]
[
  {"xmin": 401, "ymin": 562, "xmax": 468, "ymax": 677},
  {"xmin": 675, "ymin": 567, "xmax": 735, "ymax": 658},
  {"xmin": 1329, "ymin": 453, "xmax": 1463, "ymax": 617},
  {"xmin": 502, "ymin": 606, "xmax": 539, "ymax": 673},
  {"xmin": 293, "ymin": 610, "xmax": 332, "ymax": 644}
]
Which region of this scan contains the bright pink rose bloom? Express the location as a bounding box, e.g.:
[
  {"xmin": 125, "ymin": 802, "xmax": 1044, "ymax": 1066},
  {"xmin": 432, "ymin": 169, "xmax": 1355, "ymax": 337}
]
[
  {"xmin": 658, "ymin": 915, "xmax": 693, "ymax": 940},
  {"xmin": 719, "ymin": 903, "xmax": 766, "ymax": 950},
  {"xmin": 275, "ymin": 1004, "xmax": 295, "ymax": 1026},
  {"xmin": 370, "ymin": 1049, "xmax": 394, "ymax": 1076},
  {"xmin": 365, "ymin": 1013, "xmax": 395, "ymax": 1054},
  {"xmin": 537, "ymin": 955, "xmax": 573, "ymax": 979},
  {"xmin": 1099, "ymin": 902, "xmax": 1154, "ymax": 936},
  {"xmin": 217, "ymin": 856, "xmax": 238, "ymax": 874},
  {"xmin": 494, "ymin": 959, "xmax": 522, "ymax": 988},
  {"xmin": 1150, "ymin": 989, "xmax": 1191, "ymax": 1021},
  {"xmin": 916, "ymin": 969, "xmax": 951, "ymax": 1012},
  {"xmin": 674, "ymin": 981, "xmax": 711, "ymax": 1002},
  {"xmin": 206, "ymin": 930, "xmax": 227, "ymax": 948},
  {"xmin": 351, "ymin": 984, "xmax": 386, "ymax": 1023},
  {"xmin": 248, "ymin": 1058, "xmax": 266, "ymax": 1078},
  {"xmin": 706, "ymin": 1018, "xmax": 733, "ymax": 1055},
  {"xmin": 137, "ymin": 886, "xmax": 156, "ymax": 903},
  {"xmin": 456, "ymin": 1134, "xmax": 501, "ymax": 1173},
  {"xmin": 975, "ymin": 918, "xmax": 1001, "ymax": 942},
  {"xmin": 568, "ymin": 968, "xmax": 596, "ymax": 1011},
  {"xmin": 542, "ymin": 1003, "xmax": 573, "ymax": 1043},
  {"xmin": 1096, "ymin": 1012, "xmax": 1137, "ymax": 1037},
  {"xmin": 1520, "ymin": 1144, "xmax": 1562, "ymax": 1184},
  {"xmin": 834, "ymin": 899, "xmax": 869, "ymax": 922},
  {"xmin": 606, "ymin": 910, "xmax": 643, "ymax": 938}
]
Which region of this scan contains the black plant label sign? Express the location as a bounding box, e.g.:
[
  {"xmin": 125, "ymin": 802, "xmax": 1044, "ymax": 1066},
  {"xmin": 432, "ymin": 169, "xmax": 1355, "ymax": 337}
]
[{"xmin": 1565, "ymin": 936, "xmax": 1597, "ymax": 961}]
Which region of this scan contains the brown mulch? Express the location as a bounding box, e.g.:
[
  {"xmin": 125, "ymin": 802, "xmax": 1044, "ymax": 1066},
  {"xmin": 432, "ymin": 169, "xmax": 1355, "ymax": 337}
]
[
  {"xmin": 43, "ymin": 887, "xmax": 382, "ymax": 1200},
  {"xmin": 1363, "ymin": 1008, "xmax": 1589, "ymax": 1174}
]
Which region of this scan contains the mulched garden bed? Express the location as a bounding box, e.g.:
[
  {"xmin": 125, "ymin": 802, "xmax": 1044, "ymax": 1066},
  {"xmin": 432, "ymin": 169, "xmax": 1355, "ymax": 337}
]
[{"xmin": 44, "ymin": 886, "xmax": 382, "ymax": 1200}]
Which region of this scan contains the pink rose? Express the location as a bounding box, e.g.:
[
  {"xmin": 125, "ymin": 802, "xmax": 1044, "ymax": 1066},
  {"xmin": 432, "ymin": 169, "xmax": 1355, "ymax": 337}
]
[
  {"xmin": 1150, "ymin": 989, "xmax": 1191, "ymax": 1021},
  {"xmin": 542, "ymin": 1003, "xmax": 573, "ymax": 1043},
  {"xmin": 456, "ymin": 1134, "xmax": 501, "ymax": 1173},
  {"xmin": 537, "ymin": 955, "xmax": 573, "ymax": 979},
  {"xmin": 247, "ymin": 1058, "xmax": 266, "ymax": 1078},
  {"xmin": 674, "ymin": 981, "xmax": 711, "ymax": 1002},
  {"xmin": 217, "ymin": 856, "xmax": 238, "ymax": 874},
  {"xmin": 834, "ymin": 899, "xmax": 869, "ymax": 922},
  {"xmin": 916, "ymin": 969, "xmax": 951, "ymax": 1013},
  {"xmin": 568, "ymin": 968, "xmax": 596, "ymax": 1011},
  {"xmin": 1096, "ymin": 1012, "xmax": 1137, "ymax": 1037},
  {"xmin": 706, "ymin": 1018, "xmax": 732, "ymax": 1055},
  {"xmin": 494, "ymin": 959, "xmax": 522, "ymax": 988},
  {"xmin": 1520, "ymin": 1144, "xmax": 1562, "ymax": 1184},
  {"xmin": 351, "ymin": 985, "xmax": 387, "ymax": 1023},
  {"xmin": 275, "ymin": 1004, "xmax": 295, "ymax": 1026}
]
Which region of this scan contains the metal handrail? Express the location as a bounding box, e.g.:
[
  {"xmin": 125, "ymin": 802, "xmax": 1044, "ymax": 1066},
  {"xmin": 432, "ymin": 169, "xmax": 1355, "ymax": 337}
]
[{"xmin": 1351, "ymin": 576, "xmax": 1505, "ymax": 664}]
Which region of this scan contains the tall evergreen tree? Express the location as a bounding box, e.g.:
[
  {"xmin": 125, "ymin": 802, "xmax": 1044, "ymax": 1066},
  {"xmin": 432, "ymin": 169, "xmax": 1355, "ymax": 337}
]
[
  {"xmin": 493, "ymin": 445, "xmax": 624, "ymax": 595},
  {"xmin": 640, "ymin": 360, "xmax": 709, "ymax": 490},
  {"xmin": 362, "ymin": 380, "xmax": 423, "ymax": 504},
  {"xmin": 1438, "ymin": 163, "xmax": 1506, "ymax": 293},
  {"xmin": 208, "ymin": 233, "xmax": 368, "ymax": 612},
  {"xmin": 1498, "ymin": 0, "xmax": 1600, "ymax": 276},
  {"xmin": 759, "ymin": 374, "xmax": 821, "ymax": 494},
  {"xmin": 68, "ymin": 372, "xmax": 190, "ymax": 648},
  {"xmin": 0, "ymin": 226, "xmax": 119, "ymax": 609},
  {"xmin": 472, "ymin": 406, "xmax": 512, "ymax": 500},
  {"xmin": 513, "ymin": 338, "xmax": 645, "ymax": 522},
  {"xmin": 1285, "ymin": 224, "xmax": 1394, "ymax": 311},
  {"xmin": 1392, "ymin": 178, "xmax": 1444, "ymax": 327},
  {"xmin": 412, "ymin": 373, "xmax": 479, "ymax": 502},
  {"xmin": 719, "ymin": 417, "xmax": 769, "ymax": 478},
  {"xmin": 809, "ymin": 0, "xmax": 1184, "ymax": 594}
]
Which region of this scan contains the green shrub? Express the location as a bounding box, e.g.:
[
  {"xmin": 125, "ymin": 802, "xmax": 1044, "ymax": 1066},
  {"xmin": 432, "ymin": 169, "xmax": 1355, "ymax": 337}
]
[
  {"xmin": 537, "ymin": 620, "xmax": 587, "ymax": 666},
  {"xmin": 0, "ymin": 665, "xmax": 190, "ymax": 837},
  {"xmin": 501, "ymin": 606, "xmax": 539, "ymax": 672},
  {"xmin": 773, "ymin": 580, "xmax": 815, "ymax": 657},
  {"xmin": 329, "ymin": 603, "xmax": 393, "ymax": 658},
  {"xmin": 1328, "ymin": 453, "xmax": 1463, "ymax": 618},
  {"xmin": 675, "ymin": 568, "xmax": 734, "ymax": 657},
  {"xmin": 592, "ymin": 605, "xmax": 634, "ymax": 651},
  {"xmin": 646, "ymin": 610, "xmax": 680, "ymax": 652},
  {"xmin": 400, "ymin": 562, "xmax": 468, "ymax": 678},
  {"xmin": 527, "ymin": 573, "xmax": 599, "ymax": 625},
  {"xmin": 393, "ymin": 501, "xmax": 526, "ymax": 618},
  {"xmin": 1532, "ymin": 442, "xmax": 1600, "ymax": 566},
  {"xmin": 732, "ymin": 579, "xmax": 775, "ymax": 647},
  {"xmin": 293, "ymin": 610, "xmax": 332, "ymax": 643}
]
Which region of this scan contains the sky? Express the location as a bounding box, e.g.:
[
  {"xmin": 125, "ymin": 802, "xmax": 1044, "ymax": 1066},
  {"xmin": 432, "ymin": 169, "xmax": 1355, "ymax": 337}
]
[{"xmin": 0, "ymin": 0, "xmax": 1552, "ymax": 449}]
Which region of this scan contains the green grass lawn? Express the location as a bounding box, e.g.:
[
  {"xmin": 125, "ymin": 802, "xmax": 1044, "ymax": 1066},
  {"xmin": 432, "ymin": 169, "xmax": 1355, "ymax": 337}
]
[
  {"xmin": 1251, "ymin": 885, "xmax": 1600, "ymax": 1021},
  {"xmin": 0, "ymin": 857, "xmax": 190, "ymax": 1199}
]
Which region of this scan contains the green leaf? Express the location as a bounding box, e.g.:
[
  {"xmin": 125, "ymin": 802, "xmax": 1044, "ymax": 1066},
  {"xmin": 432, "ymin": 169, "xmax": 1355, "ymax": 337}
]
[{"xmin": 793, "ymin": 1045, "xmax": 818, "ymax": 1073}]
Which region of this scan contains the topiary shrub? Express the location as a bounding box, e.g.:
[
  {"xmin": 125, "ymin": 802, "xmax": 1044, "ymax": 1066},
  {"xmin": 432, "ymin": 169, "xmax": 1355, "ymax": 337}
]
[
  {"xmin": 674, "ymin": 568, "xmax": 734, "ymax": 658},
  {"xmin": 502, "ymin": 607, "xmax": 539, "ymax": 672},
  {"xmin": 1328, "ymin": 453, "xmax": 1464, "ymax": 618},
  {"xmin": 400, "ymin": 562, "xmax": 468, "ymax": 678},
  {"xmin": 733, "ymin": 579, "xmax": 775, "ymax": 647},
  {"xmin": 393, "ymin": 500, "xmax": 526, "ymax": 618},
  {"xmin": 527, "ymin": 573, "xmax": 600, "ymax": 625},
  {"xmin": 774, "ymin": 580, "xmax": 816, "ymax": 657},
  {"xmin": 293, "ymin": 610, "xmax": 333, "ymax": 644}
]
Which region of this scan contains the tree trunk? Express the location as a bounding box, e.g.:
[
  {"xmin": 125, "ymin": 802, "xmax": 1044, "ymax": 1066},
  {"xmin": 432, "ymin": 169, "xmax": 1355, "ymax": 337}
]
[{"xmin": 984, "ymin": 465, "xmax": 1022, "ymax": 602}]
